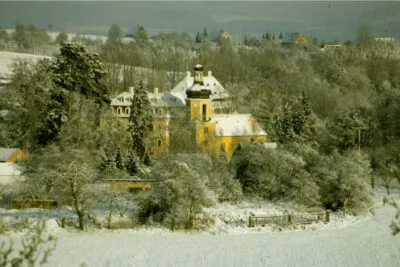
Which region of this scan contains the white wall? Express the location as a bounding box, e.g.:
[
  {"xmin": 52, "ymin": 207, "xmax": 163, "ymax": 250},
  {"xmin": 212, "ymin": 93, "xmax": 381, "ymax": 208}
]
[{"xmin": 0, "ymin": 163, "xmax": 21, "ymax": 185}]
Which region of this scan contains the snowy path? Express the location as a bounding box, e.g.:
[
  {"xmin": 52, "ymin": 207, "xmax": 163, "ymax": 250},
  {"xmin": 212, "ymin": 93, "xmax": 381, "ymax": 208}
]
[{"xmin": 42, "ymin": 204, "xmax": 400, "ymax": 267}]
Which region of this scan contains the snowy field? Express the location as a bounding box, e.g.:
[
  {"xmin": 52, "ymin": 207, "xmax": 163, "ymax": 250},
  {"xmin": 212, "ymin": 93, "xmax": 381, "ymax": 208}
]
[
  {"xmin": 0, "ymin": 51, "xmax": 52, "ymax": 76},
  {"xmin": 1, "ymin": 188, "xmax": 399, "ymax": 267},
  {"xmin": 35, "ymin": 204, "xmax": 400, "ymax": 267}
]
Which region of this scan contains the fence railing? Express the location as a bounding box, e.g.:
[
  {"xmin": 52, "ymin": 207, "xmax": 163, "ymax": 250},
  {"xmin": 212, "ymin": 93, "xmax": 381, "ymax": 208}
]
[
  {"xmin": 11, "ymin": 199, "xmax": 58, "ymax": 209},
  {"xmin": 248, "ymin": 210, "xmax": 330, "ymax": 227}
]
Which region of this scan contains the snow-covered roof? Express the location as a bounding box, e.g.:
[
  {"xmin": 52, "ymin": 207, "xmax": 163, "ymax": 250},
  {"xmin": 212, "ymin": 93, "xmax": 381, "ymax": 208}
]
[
  {"xmin": 170, "ymin": 75, "xmax": 229, "ymax": 105},
  {"xmin": 111, "ymin": 91, "xmax": 173, "ymax": 108},
  {"xmin": 211, "ymin": 114, "xmax": 267, "ymax": 137},
  {"xmin": 0, "ymin": 148, "xmax": 18, "ymax": 162},
  {"xmin": 159, "ymin": 92, "xmax": 185, "ymax": 108},
  {"xmin": 110, "ymin": 70, "xmax": 229, "ymax": 110},
  {"xmin": 110, "ymin": 92, "xmax": 133, "ymax": 107}
]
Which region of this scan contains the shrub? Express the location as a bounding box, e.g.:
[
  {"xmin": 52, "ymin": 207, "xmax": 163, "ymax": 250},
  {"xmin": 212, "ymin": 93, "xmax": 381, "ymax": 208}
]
[{"xmin": 138, "ymin": 155, "xmax": 214, "ymax": 230}]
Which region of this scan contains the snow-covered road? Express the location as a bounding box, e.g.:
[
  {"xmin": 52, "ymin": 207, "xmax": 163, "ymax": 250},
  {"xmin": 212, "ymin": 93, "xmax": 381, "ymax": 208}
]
[{"xmin": 42, "ymin": 204, "xmax": 399, "ymax": 267}]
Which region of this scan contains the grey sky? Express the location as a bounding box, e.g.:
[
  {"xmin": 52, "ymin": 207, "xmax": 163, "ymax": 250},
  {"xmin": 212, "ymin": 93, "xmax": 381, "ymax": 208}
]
[{"xmin": 0, "ymin": 1, "xmax": 398, "ymax": 42}]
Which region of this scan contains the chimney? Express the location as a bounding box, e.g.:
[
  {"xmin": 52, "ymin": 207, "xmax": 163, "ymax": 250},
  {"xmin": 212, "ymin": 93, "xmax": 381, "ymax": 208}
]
[
  {"xmin": 186, "ymin": 71, "xmax": 191, "ymax": 78},
  {"xmin": 154, "ymin": 87, "xmax": 158, "ymax": 94},
  {"xmin": 128, "ymin": 86, "xmax": 134, "ymax": 95},
  {"xmin": 208, "ymin": 71, "xmax": 212, "ymax": 77}
]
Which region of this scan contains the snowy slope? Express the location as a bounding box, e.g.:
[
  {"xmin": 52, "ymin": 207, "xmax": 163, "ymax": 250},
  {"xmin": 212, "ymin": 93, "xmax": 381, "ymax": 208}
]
[
  {"xmin": 33, "ymin": 203, "xmax": 398, "ymax": 267},
  {"xmin": 1, "ymin": 188, "xmax": 398, "ymax": 266},
  {"xmin": 0, "ymin": 51, "xmax": 52, "ymax": 76}
]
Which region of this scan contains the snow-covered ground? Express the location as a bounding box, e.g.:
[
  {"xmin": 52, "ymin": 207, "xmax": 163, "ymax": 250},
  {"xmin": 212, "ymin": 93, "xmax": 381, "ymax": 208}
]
[
  {"xmin": 1, "ymin": 187, "xmax": 399, "ymax": 267},
  {"xmin": 0, "ymin": 51, "xmax": 52, "ymax": 77},
  {"xmin": 36, "ymin": 204, "xmax": 399, "ymax": 267}
]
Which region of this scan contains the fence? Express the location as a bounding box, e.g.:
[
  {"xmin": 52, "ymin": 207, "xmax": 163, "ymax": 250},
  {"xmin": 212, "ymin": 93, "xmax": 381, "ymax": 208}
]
[
  {"xmin": 11, "ymin": 199, "xmax": 58, "ymax": 209},
  {"xmin": 248, "ymin": 210, "xmax": 330, "ymax": 227}
]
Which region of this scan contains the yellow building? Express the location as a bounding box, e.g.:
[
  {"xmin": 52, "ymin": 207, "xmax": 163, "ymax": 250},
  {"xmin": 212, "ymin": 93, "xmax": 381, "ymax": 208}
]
[
  {"xmin": 293, "ymin": 33, "xmax": 309, "ymax": 46},
  {"xmin": 109, "ymin": 64, "xmax": 268, "ymax": 161},
  {"xmin": 109, "ymin": 178, "xmax": 153, "ymax": 192},
  {"xmin": 0, "ymin": 148, "xmax": 28, "ymax": 163}
]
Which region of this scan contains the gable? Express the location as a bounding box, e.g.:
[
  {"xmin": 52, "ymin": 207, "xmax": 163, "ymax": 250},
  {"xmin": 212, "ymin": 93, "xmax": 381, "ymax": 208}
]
[{"xmin": 0, "ymin": 148, "xmax": 28, "ymax": 162}]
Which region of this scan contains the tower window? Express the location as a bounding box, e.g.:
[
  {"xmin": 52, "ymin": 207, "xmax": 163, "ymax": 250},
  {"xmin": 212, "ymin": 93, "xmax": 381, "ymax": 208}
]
[
  {"xmin": 202, "ymin": 104, "xmax": 207, "ymax": 121},
  {"xmin": 158, "ymin": 140, "xmax": 162, "ymax": 147},
  {"xmin": 204, "ymin": 127, "xmax": 208, "ymax": 134}
]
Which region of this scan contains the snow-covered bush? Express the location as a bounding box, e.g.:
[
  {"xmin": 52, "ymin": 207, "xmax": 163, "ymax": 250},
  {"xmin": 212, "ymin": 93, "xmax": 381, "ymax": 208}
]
[
  {"xmin": 138, "ymin": 155, "xmax": 214, "ymax": 230},
  {"xmin": 232, "ymin": 143, "xmax": 372, "ymax": 214},
  {"xmin": 0, "ymin": 221, "xmax": 57, "ymax": 266}
]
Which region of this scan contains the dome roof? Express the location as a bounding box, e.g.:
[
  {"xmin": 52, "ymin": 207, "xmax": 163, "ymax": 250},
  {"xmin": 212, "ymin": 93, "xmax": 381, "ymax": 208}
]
[{"xmin": 194, "ymin": 64, "xmax": 204, "ymax": 71}]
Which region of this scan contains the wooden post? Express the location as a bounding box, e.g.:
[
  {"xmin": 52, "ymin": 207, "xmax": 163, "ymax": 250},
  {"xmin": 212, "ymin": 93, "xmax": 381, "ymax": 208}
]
[
  {"xmin": 248, "ymin": 216, "xmax": 254, "ymax": 227},
  {"xmin": 325, "ymin": 210, "xmax": 330, "ymax": 223}
]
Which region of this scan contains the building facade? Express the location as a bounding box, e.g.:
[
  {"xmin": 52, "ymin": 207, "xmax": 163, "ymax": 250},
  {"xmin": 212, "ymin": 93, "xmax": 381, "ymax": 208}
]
[{"xmin": 108, "ymin": 65, "xmax": 268, "ymax": 161}]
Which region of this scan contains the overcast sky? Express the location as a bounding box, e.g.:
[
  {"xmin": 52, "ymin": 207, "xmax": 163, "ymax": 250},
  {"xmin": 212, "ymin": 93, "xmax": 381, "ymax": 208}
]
[{"xmin": 0, "ymin": 1, "xmax": 399, "ymax": 42}]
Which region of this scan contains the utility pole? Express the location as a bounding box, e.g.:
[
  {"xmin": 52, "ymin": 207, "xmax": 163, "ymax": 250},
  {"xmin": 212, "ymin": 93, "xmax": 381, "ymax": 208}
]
[{"xmin": 353, "ymin": 126, "xmax": 367, "ymax": 153}]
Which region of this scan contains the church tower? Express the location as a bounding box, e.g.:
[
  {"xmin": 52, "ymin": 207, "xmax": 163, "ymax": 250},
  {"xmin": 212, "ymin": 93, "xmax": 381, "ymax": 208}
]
[{"xmin": 186, "ymin": 64, "xmax": 212, "ymax": 122}]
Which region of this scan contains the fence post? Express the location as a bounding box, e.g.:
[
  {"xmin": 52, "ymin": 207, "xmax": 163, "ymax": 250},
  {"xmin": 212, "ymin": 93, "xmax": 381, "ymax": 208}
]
[
  {"xmin": 325, "ymin": 210, "xmax": 330, "ymax": 223},
  {"xmin": 248, "ymin": 216, "xmax": 254, "ymax": 227}
]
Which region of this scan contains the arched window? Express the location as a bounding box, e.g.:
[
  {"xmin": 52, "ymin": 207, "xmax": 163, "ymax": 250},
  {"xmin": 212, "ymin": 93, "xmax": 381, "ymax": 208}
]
[
  {"xmin": 125, "ymin": 107, "xmax": 130, "ymax": 115},
  {"xmin": 202, "ymin": 104, "xmax": 207, "ymax": 121},
  {"xmin": 117, "ymin": 107, "xmax": 122, "ymax": 115}
]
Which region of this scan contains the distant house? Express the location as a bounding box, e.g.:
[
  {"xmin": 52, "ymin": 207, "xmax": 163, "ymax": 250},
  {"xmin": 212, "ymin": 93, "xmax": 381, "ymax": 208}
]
[
  {"xmin": 0, "ymin": 148, "xmax": 28, "ymax": 163},
  {"xmin": 0, "ymin": 148, "xmax": 28, "ymax": 185},
  {"xmin": 109, "ymin": 176, "xmax": 154, "ymax": 192},
  {"xmin": 373, "ymin": 37, "xmax": 396, "ymax": 43},
  {"xmin": 321, "ymin": 44, "xmax": 343, "ymax": 51},
  {"xmin": 207, "ymin": 29, "xmax": 234, "ymax": 44},
  {"xmin": 293, "ymin": 33, "xmax": 309, "ymax": 46}
]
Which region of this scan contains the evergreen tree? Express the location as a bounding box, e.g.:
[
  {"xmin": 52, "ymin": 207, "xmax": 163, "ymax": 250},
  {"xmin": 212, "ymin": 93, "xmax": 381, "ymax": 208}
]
[
  {"xmin": 195, "ymin": 32, "xmax": 202, "ymax": 43},
  {"xmin": 106, "ymin": 24, "xmax": 122, "ymax": 46},
  {"xmin": 36, "ymin": 43, "xmax": 107, "ymax": 146},
  {"xmin": 55, "ymin": 31, "xmax": 68, "ymax": 45},
  {"xmin": 115, "ymin": 146, "xmax": 124, "ymax": 170},
  {"xmin": 125, "ymin": 149, "xmax": 140, "ymax": 175},
  {"xmin": 128, "ymin": 81, "xmax": 153, "ymax": 162},
  {"xmin": 202, "ymin": 28, "xmax": 208, "ymax": 42}
]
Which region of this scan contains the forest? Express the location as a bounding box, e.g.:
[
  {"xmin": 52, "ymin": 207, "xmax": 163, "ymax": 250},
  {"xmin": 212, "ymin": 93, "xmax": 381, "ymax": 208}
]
[{"xmin": 1, "ymin": 23, "xmax": 400, "ymax": 231}]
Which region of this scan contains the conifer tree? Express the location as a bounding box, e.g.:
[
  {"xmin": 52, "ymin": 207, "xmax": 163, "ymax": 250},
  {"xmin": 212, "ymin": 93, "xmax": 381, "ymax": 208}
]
[{"xmin": 128, "ymin": 81, "xmax": 153, "ymax": 163}]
